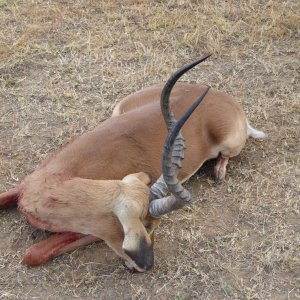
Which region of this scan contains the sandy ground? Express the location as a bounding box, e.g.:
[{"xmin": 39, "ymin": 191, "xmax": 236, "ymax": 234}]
[{"xmin": 0, "ymin": 0, "xmax": 299, "ymax": 299}]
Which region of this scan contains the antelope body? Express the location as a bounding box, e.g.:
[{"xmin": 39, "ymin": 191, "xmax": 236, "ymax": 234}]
[
  {"xmin": 0, "ymin": 56, "xmax": 265, "ymax": 270},
  {"xmin": 113, "ymin": 82, "xmax": 250, "ymax": 183}
]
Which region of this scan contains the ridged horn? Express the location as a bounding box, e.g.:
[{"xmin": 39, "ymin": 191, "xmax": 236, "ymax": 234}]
[
  {"xmin": 149, "ymin": 55, "xmax": 212, "ymax": 203},
  {"xmin": 149, "ymin": 86, "xmax": 210, "ymax": 217},
  {"xmin": 161, "ymin": 54, "xmax": 212, "ymax": 131}
]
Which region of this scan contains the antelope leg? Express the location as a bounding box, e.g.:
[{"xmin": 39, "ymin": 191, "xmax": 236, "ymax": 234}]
[
  {"xmin": 214, "ymin": 155, "xmax": 229, "ymax": 184},
  {"xmin": 0, "ymin": 187, "xmax": 19, "ymax": 208},
  {"xmin": 22, "ymin": 232, "xmax": 100, "ymax": 266}
]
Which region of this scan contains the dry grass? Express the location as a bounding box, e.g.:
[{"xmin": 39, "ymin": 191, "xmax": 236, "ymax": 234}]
[{"xmin": 0, "ymin": 0, "xmax": 299, "ymax": 299}]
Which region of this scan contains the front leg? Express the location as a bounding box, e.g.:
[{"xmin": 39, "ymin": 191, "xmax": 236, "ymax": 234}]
[
  {"xmin": 0, "ymin": 187, "xmax": 20, "ymax": 208},
  {"xmin": 22, "ymin": 232, "xmax": 100, "ymax": 266}
]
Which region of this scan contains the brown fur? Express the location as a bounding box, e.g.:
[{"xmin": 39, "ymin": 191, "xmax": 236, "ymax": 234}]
[
  {"xmin": 20, "ymin": 172, "xmax": 155, "ymax": 271},
  {"xmin": 113, "ymin": 82, "xmax": 247, "ymax": 181},
  {"xmin": 0, "ymin": 82, "xmax": 250, "ymax": 269}
]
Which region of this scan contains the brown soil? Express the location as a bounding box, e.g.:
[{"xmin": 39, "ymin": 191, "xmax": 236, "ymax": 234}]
[{"xmin": 0, "ymin": 1, "xmax": 299, "ymax": 299}]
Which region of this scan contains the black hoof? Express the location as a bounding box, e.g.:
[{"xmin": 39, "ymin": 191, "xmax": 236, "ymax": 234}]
[{"xmin": 215, "ymin": 178, "xmax": 224, "ymax": 185}]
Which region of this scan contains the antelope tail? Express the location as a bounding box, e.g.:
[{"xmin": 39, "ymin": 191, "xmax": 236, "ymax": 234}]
[{"xmin": 246, "ymin": 120, "xmax": 267, "ymax": 139}]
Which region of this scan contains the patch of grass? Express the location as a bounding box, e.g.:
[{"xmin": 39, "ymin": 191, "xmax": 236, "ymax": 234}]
[
  {"xmin": 175, "ymin": 294, "xmax": 184, "ymax": 300},
  {"xmin": 0, "ymin": 0, "xmax": 19, "ymax": 7},
  {"xmin": 222, "ymin": 283, "xmax": 234, "ymax": 296},
  {"xmin": 0, "ymin": 0, "xmax": 299, "ymax": 299}
]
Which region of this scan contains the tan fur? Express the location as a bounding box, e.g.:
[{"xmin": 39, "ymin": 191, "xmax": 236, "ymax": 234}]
[
  {"xmin": 30, "ymin": 83, "xmax": 247, "ymax": 183},
  {"xmin": 1, "ymin": 82, "xmax": 251, "ymax": 269},
  {"xmin": 20, "ymin": 172, "xmax": 154, "ymax": 271},
  {"xmin": 113, "ymin": 82, "xmax": 247, "ymax": 181}
]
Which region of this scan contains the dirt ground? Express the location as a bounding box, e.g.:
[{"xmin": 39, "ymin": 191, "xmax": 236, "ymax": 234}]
[{"xmin": 0, "ymin": 0, "xmax": 299, "ymax": 299}]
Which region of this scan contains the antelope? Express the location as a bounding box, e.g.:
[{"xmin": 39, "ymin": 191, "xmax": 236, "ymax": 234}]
[
  {"xmin": 0, "ymin": 55, "xmax": 266, "ymax": 269},
  {"xmin": 17, "ymin": 88, "xmax": 209, "ymax": 272}
]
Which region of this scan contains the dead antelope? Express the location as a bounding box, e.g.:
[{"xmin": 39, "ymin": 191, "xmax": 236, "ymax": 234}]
[
  {"xmin": 20, "ymin": 91, "xmax": 208, "ymax": 272},
  {"xmin": 0, "ymin": 55, "xmax": 265, "ymax": 268},
  {"xmin": 17, "ymin": 86, "xmax": 210, "ymax": 272}
]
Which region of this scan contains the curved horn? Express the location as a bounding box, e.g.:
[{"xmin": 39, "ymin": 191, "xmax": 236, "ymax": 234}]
[
  {"xmin": 150, "ymin": 86, "xmax": 211, "ymax": 217},
  {"xmin": 161, "ymin": 54, "xmax": 212, "ymax": 131},
  {"xmin": 150, "ymin": 55, "xmax": 212, "ymax": 202}
]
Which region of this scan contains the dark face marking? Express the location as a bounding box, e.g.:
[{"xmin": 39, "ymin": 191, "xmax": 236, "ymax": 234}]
[{"xmin": 124, "ymin": 236, "xmax": 154, "ymax": 271}]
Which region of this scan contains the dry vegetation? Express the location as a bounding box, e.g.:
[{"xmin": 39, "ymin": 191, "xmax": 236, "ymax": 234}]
[{"xmin": 0, "ymin": 0, "xmax": 299, "ymax": 299}]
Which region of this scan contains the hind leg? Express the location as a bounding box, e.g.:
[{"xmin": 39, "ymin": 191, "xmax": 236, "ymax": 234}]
[
  {"xmin": 0, "ymin": 187, "xmax": 19, "ymax": 208},
  {"xmin": 214, "ymin": 139, "xmax": 246, "ymax": 184},
  {"xmin": 22, "ymin": 232, "xmax": 100, "ymax": 266},
  {"xmin": 214, "ymin": 154, "xmax": 229, "ymax": 184}
]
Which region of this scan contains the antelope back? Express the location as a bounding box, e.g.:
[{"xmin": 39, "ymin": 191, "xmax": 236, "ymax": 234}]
[{"xmin": 41, "ymin": 85, "xmax": 243, "ymax": 187}]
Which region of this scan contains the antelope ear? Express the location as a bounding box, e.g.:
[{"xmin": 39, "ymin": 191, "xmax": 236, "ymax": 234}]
[
  {"xmin": 122, "ymin": 172, "xmax": 152, "ymax": 185},
  {"xmin": 114, "ymin": 203, "xmax": 154, "ymax": 271}
]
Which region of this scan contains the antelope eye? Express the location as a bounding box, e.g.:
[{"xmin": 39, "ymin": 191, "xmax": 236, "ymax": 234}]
[{"xmin": 145, "ymin": 223, "xmax": 153, "ymax": 234}]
